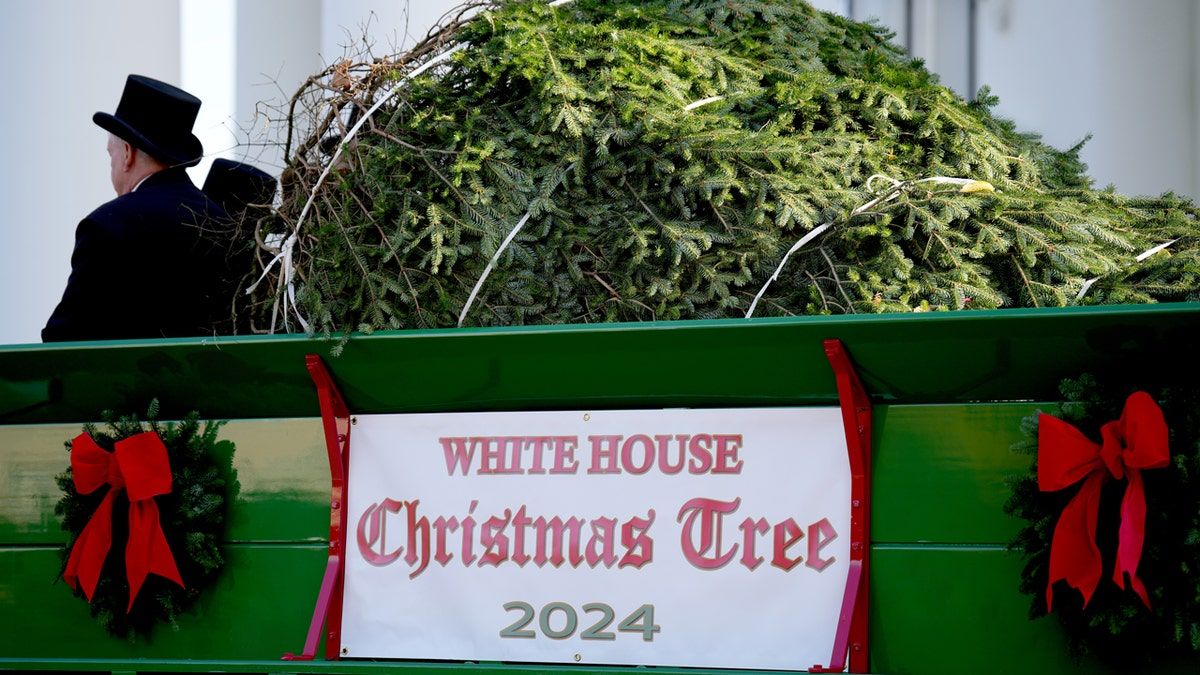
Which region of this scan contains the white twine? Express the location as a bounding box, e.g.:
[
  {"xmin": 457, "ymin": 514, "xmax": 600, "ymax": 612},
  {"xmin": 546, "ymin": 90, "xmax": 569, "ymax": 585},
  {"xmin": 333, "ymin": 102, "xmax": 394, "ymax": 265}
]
[
  {"xmin": 684, "ymin": 95, "xmax": 725, "ymax": 111},
  {"xmin": 1135, "ymin": 238, "xmax": 1178, "ymax": 262},
  {"xmin": 457, "ymin": 212, "xmax": 532, "ymax": 327},
  {"xmin": 244, "ymin": 42, "xmax": 467, "ymax": 334},
  {"xmin": 1075, "ymin": 238, "xmax": 1180, "ymax": 301},
  {"xmin": 249, "ymin": 0, "xmax": 582, "ymax": 334},
  {"xmin": 745, "ymin": 174, "xmax": 992, "ymax": 318},
  {"xmin": 744, "ymin": 223, "xmax": 833, "ymax": 318}
]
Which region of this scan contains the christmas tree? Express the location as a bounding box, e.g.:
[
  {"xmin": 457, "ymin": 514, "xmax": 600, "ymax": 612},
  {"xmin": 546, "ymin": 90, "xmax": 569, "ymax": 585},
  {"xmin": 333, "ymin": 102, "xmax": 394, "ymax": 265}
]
[{"xmin": 241, "ymin": 0, "xmax": 1199, "ymax": 337}]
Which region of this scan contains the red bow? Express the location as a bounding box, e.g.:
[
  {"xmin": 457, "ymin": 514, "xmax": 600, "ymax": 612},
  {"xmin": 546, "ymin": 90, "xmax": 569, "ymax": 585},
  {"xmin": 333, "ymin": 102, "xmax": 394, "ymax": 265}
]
[
  {"xmin": 63, "ymin": 431, "xmax": 185, "ymax": 611},
  {"xmin": 1038, "ymin": 391, "xmax": 1169, "ymax": 611}
]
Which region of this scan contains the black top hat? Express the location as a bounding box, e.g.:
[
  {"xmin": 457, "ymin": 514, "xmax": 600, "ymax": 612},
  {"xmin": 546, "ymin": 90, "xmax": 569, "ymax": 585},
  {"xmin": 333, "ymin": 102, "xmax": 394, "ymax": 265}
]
[
  {"xmin": 203, "ymin": 159, "xmax": 278, "ymax": 214},
  {"xmin": 93, "ymin": 74, "xmax": 204, "ymax": 168}
]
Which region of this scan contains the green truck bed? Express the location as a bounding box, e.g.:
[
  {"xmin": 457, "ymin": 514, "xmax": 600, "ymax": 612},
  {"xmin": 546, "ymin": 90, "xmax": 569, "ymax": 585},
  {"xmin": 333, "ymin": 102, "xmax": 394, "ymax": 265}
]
[{"xmin": 2, "ymin": 304, "xmax": 1198, "ymax": 674}]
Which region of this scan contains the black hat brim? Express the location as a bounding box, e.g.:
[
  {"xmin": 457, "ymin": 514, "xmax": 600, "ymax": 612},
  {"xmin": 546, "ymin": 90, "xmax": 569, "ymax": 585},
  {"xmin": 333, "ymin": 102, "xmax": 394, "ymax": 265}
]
[{"xmin": 94, "ymin": 112, "xmax": 203, "ymax": 168}]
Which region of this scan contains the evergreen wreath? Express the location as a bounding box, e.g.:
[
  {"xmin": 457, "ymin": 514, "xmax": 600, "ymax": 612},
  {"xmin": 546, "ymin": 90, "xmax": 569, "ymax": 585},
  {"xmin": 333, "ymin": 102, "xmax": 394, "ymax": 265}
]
[
  {"xmin": 1005, "ymin": 374, "xmax": 1200, "ymax": 666},
  {"xmin": 54, "ymin": 401, "xmax": 239, "ymax": 638}
]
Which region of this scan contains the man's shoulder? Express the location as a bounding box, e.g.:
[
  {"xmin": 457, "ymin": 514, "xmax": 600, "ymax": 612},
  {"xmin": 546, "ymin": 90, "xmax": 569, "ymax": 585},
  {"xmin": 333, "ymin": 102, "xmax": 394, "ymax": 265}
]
[{"xmin": 84, "ymin": 170, "xmax": 228, "ymax": 234}]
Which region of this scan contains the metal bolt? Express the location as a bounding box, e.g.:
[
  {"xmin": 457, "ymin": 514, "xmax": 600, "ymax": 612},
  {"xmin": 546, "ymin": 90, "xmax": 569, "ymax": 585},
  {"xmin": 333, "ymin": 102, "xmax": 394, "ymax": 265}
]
[
  {"xmin": 853, "ymin": 643, "xmax": 862, "ymax": 652},
  {"xmin": 342, "ymin": 647, "xmax": 349, "ymax": 655},
  {"xmin": 851, "ymin": 542, "xmax": 861, "ymax": 551},
  {"xmin": 574, "ymin": 654, "xmax": 582, "ymax": 662},
  {"xmin": 337, "ymin": 434, "xmax": 346, "ymax": 443},
  {"xmin": 852, "ymin": 499, "xmax": 860, "ymax": 508},
  {"xmin": 351, "ymin": 417, "xmax": 358, "ymax": 425},
  {"xmin": 583, "ymin": 413, "xmax": 591, "ymax": 422},
  {"xmin": 332, "ymin": 500, "xmax": 341, "ymax": 509}
]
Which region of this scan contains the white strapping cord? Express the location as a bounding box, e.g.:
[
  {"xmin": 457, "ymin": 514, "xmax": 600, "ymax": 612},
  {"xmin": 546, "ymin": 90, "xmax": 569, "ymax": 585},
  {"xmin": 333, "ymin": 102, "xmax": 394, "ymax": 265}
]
[
  {"xmin": 684, "ymin": 95, "xmax": 725, "ymax": 111},
  {"xmin": 1075, "ymin": 238, "xmax": 1179, "ymax": 301},
  {"xmin": 745, "ymin": 174, "xmax": 994, "ymax": 318},
  {"xmin": 457, "ymin": 212, "xmax": 532, "ymax": 327},
  {"xmin": 244, "ymin": 42, "xmax": 467, "ymax": 330},
  {"xmin": 248, "ymin": 0, "xmax": 581, "ymax": 333}
]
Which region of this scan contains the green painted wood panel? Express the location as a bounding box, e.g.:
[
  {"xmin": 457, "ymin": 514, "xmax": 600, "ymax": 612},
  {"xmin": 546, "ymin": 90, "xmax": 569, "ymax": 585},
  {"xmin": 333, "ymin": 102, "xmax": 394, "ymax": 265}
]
[
  {"xmin": 5, "ymin": 546, "xmax": 1194, "ymax": 674},
  {"xmin": 0, "ymin": 544, "xmax": 327, "ymax": 661},
  {"xmin": 2, "ymin": 304, "xmax": 1196, "ymax": 425},
  {"xmin": 868, "ymin": 547, "xmax": 1195, "ymax": 675},
  {"xmin": 0, "ymin": 419, "xmax": 329, "ymax": 545},
  {"xmin": 872, "ymin": 402, "xmax": 1041, "ymax": 544}
]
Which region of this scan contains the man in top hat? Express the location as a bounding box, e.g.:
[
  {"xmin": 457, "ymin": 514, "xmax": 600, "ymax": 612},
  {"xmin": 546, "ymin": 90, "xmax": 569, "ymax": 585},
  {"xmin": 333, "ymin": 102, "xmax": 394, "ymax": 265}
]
[
  {"xmin": 42, "ymin": 75, "xmax": 232, "ymax": 342},
  {"xmin": 201, "ymin": 158, "xmax": 278, "ymax": 332}
]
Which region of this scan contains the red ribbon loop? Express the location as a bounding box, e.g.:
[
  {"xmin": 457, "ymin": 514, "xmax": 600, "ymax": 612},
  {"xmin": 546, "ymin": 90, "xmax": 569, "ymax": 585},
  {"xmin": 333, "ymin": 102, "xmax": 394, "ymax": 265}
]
[
  {"xmin": 1038, "ymin": 391, "xmax": 1169, "ymax": 611},
  {"xmin": 63, "ymin": 431, "xmax": 185, "ymax": 611}
]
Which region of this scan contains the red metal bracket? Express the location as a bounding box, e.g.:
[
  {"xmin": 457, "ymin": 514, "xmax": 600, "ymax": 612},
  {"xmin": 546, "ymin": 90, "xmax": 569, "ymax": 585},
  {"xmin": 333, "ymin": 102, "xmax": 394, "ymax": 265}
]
[
  {"xmin": 810, "ymin": 339, "xmax": 872, "ymax": 674},
  {"xmin": 283, "ymin": 355, "xmax": 352, "ymax": 661}
]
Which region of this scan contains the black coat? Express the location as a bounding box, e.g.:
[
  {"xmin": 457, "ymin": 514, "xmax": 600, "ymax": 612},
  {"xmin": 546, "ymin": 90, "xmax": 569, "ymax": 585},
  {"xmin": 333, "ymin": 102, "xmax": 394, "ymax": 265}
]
[{"xmin": 42, "ymin": 168, "xmax": 233, "ymax": 342}]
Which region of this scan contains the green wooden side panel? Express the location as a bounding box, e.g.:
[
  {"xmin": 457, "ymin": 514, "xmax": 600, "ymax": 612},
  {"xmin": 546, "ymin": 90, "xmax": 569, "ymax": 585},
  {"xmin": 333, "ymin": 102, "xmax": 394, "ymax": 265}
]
[
  {"xmin": 6, "ymin": 547, "xmax": 1194, "ymax": 674},
  {"xmin": 868, "ymin": 547, "xmax": 1195, "ymax": 675},
  {"xmin": 1, "ymin": 304, "xmax": 1196, "ymax": 425},
  {"xmin": 872, "ymin": 402, "xmax": 1041, "ymax": 544},
  {"xmin": 0, "ymin": 545, "xmax": 326, "ymax": 660},
  {"xmin": 0, "ymin": 419, "xmax": 330, "ymax": 545}
]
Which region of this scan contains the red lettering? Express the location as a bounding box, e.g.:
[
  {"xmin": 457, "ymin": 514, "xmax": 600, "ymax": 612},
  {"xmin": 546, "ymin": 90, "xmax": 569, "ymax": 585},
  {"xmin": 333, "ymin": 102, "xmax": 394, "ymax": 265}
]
[
  {"xmin": 510, "ymin": 505, "xmax": 532, "ymax": 566},
  {"xmin": 355, "ymin": 498, "xmax": 404, "ymax": 566},
  {"xmin": 461, "ymin": 499, "xmax": 478, "ymax": 566},
  {"xmin": 403, "ymin": 499, "xmax": 431, "ymax": 579},
  {"xmin": 432, "ymin": 516, "xmax": 458, "ymax": 566},
  {"xmin": 713, "ymin": 434, "xmax": 744, "ymax": 474},
  {"xmin": 479, "ymin": 509, "xmax": 512, "ymax": 566},
  {"xmin": 687, "ymin": 434, "xmax": 714, "ymax": 474},
  {"xmin": 739, "ymin": 517, "xmax": 769, "ymax": 570},
  {"xmin": 525, "ymin": 437, "xmax": 553, "ymax": 474},
  {"xmin": 677, "ymin": 497, "xmax": 738, "ymax": 569},
  {"xmin": 772, "ymin": 517, "xmax": 804, "ymax": 571},
  {"xmin": 657, "ymin": 434, "xmax": 685, "ymax": 474},
  {"xmin": 439, "ymin": 437, "xmax": 477, "ymax": 476},
  {"xmin": 619, "ymin": 509, "xmax": 656, "ymax": 568},
  {"xmin": 586, "ymin": 516, "xmax": 618, "ymax": 567},
  {"xmin": 806, "ymin": 517, "xmax": 837, "ymax": 571},
  {"xmin": 533, "ymin": 515, "xmax": 585, "ymax": 567},
  {"xmin": 550, "ymin": 436, "xmax": 579, "ymax": 474},
  {"xmin": 621, "ymin": 434, "xmax": 655, "ymax": 474},
  {"xmin": 478, "ymin": 438, "xmax": 503, "ymax": 474},
  {"xmin": 587, "ymin": 435, "xmax": 622, "ymax": 474}
]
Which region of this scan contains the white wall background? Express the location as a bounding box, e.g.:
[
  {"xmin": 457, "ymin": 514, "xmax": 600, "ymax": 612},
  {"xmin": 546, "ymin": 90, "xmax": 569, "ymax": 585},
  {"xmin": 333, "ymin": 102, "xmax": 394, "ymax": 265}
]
[{"xmin": 2, "ymin": 0, "xmax": 1198, "ymax": 344}]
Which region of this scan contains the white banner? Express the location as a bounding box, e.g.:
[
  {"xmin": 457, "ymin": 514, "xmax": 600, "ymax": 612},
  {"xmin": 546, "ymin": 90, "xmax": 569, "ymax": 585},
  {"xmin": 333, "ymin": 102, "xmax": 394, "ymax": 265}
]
[{"xmin": 342, "ymin": 407, "xmax": 850, "ymax": 670}]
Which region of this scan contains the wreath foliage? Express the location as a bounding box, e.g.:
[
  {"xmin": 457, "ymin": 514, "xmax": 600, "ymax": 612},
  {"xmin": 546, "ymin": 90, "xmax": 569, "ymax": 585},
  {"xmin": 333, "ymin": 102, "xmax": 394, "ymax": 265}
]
[
  {"xmin": 54, "ymin": 401, "xmax": 239, "ymax": 638},
  {"xmin": 1005, "ymin": 374, "xmax": 1200, "ymax": 666}
]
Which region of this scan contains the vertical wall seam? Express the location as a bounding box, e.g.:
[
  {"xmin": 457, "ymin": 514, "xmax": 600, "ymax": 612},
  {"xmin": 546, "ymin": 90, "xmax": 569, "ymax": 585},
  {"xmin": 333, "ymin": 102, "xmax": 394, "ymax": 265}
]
[{"xmin": 967, "ymin": 0, "xmax": 978, "ymax": 100}]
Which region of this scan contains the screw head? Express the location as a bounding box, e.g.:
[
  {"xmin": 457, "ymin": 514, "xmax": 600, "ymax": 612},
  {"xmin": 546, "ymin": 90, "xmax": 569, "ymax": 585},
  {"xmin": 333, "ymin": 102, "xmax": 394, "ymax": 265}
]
[
  {"xmin": 574, "ymin": 654, "xmax": 582, "ymax": 662},
  {"xmin": 583, "ymin": 413, "xmax": 591, "ymax": 422}
]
